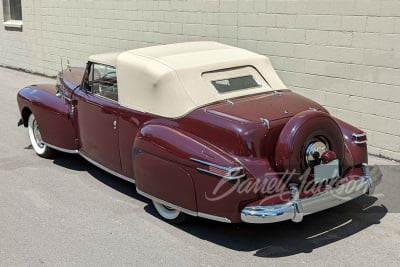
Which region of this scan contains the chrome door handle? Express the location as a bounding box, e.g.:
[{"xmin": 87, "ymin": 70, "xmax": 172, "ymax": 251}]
[{"xmin": 113, "ymin": 120, "xmax": 117, "ymax": 130}]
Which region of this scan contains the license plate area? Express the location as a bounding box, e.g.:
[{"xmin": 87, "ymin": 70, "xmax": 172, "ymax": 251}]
[{"xmin": 314, "ymin": 159, "xmax": 339, "ymax": 183}]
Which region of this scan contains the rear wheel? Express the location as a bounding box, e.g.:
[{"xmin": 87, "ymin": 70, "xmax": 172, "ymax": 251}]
[
  {"xmin": 152, "ymin": 200, "xmax": 192, "ymax": 224},
  {"xmin": 28, "ymin": 113, "xmax": 54, "ymax": 158}
]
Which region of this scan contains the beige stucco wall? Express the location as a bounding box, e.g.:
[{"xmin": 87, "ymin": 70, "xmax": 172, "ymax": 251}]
[{"xmin": 1, "ymin": 0, "xmax": 399, "ymax": 160}]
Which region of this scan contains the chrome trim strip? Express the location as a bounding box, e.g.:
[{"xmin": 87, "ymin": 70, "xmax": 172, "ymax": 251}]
[
  {"xmin": 45, "ymin": 143, "xmax": 79, "ymax": 154},
  {"xmin": 79, "ymin": 152, "xmax": 135, "ymax": 184},
  {"xmin": 352, "ymin": 132, "xmax": 367, "ymax": 145},
  {"xmin": 225, "ymin": 99, "xmax": 234, "ymax": 105},
  {"xmin": 63, "ymin": 96, "xmax": 73, "ymax": 102},
  {"xmin": 260, "ymin": 117, "xmax": 270, "ymax": 129},
  {"xmin": 137, "ymin": 189, "xmax": 232, "ymax": 223},
  {"xmin": 191, "ymin": 157, "xmax": 231, "ymax": 171},
  {"xmin": 241, "ymin": 165, "xmax": 382, "ymax": 224},
  {"xmin": 354, "ymin": 140, "xmax": 367, "ymax": 145},
  {"xmin": 195, "ymin": 167, "xmax": 245, "ymax": 180},
  {"xmin": 136, "ymin": 189, "xmax": 198, "ymax": 217},
  {"xmin": 190, "ymin": 157, "xmax": 245, "ymax": 180},
  {"xmin": 198, "ymin": 212, "xmax": 231, "ymax": 223},
  {"xmin": 44, "ymin": 143, "xmax": 135, "ymax": 183},
  {"xmin": 352, "ymin": 133, "xmax": 366, "ymax": 138}
]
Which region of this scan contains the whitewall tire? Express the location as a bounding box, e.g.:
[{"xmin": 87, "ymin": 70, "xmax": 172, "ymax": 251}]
[
  {"xmin": 152, "ymin": 200, "xmax": 191, "ymax": 224},
  {"xmin": 28, "ymin": 113, "xmax": 54, "ymax": 158}
]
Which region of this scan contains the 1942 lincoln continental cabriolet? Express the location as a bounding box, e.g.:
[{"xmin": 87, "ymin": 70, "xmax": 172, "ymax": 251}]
[{"xmin": 17, "ymin": 42, "xmax": 382, "ymax": 224}]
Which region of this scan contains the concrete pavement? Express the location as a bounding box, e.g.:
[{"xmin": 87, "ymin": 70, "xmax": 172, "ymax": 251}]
[{"xmin": 0, "ymin": 67, "xmax": 399, "ymax": 266}]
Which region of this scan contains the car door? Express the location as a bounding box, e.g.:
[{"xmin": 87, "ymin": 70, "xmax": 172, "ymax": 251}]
[{"xmin": 73, "ymin": 62, "xmax": 121, "ymax": 171}]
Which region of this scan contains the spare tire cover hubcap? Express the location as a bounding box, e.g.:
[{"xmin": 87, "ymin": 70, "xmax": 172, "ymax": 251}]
[{"xmin": 305, "ymin": 138, "xmax": 329, "ymax": 166}]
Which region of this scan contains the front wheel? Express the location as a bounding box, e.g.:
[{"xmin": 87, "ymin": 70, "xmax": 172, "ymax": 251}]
[
  {"xmin": 28, "ymin": 113, "xmax": 54, "ymax": 158},
  {"xmin": 152, "ymin": 200, "xmax": 192, "ymax": 224}
]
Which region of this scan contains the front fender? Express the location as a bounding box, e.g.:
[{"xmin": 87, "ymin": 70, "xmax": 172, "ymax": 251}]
[{"xmin": 17, "ymin": 85, "xmax": 77, "ymax": 150}]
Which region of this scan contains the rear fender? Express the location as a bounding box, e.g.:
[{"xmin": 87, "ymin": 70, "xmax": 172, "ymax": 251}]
[
  {"xmin": 335, "ymin": 118, "xmax": 368, "ymax": 167},
  {"xmin": 133, "ymin": 124, "xmax": 242, "ymax": 213}
]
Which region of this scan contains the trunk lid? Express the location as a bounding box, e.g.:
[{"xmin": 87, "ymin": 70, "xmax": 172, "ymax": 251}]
[{"xmin": 205, "ymin": 90, "xmax": 326, "ymax": 123}]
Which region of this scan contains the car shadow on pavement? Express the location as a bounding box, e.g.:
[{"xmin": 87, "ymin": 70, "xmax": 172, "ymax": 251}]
[
  {"xmin": 52, "ymin": 153, "xmax": 148, "ymax": 203},
  {"xmin": 174, "ymin": 196, "xmax": 387, "ymax": 257},
  {"xmin": 52, "ymin": 153, "xmax": 388, "ymax": 258}
]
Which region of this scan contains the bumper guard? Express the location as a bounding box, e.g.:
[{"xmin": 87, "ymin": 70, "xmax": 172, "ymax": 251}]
[{"xmin": 241, "ymin": 164, "xmax": 382, "ymax": 224}]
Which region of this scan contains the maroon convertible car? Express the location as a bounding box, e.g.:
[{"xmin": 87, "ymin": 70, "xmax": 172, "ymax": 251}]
[{"xmin": 17, "ymin": 42, "xmax": 382, "ymax": 224}]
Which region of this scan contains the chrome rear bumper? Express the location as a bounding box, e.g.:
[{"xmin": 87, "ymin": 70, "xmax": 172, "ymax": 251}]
[{"xmin": 241, "ymin": 165, "xmax": 382, "ymax": 224}]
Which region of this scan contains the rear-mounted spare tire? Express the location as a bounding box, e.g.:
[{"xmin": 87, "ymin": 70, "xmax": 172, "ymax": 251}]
[{"xmin": 274, "ymin": 111, "xmax": 344, "ymax": 182}]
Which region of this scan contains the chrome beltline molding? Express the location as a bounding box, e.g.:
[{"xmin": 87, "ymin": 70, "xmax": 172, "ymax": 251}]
[{"xmin": 137, "ymin": 189, "xmax": 232, "ymax": 223}]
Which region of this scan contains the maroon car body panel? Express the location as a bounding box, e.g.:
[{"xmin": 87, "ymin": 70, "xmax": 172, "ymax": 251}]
[
  {"xmin": 17, "ymin": 85, "xmax": 76, "ymax": 150},
  {"xmin": 17, "ymin": 65, "xmax": 370, "ymax": 223},
  {"xmin": 206, "ymin": 91, "xmax": 327, "ymax": 122},
  {"xmin": 73, "ymin": 89, "xmax": 122, "ymax": 170}
]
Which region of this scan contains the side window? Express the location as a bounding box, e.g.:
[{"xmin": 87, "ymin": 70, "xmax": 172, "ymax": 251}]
[{"xmin": 83, "ymin": 63, "xmax": 118, "ymax": 102}]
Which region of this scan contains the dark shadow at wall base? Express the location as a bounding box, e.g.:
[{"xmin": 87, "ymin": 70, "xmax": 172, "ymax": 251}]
[{"xmin": 0, "ymin": 65, "xmax": 56, "ymax": 79}]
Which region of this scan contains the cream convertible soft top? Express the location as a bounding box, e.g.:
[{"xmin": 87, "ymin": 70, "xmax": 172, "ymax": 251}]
[{"xmin": 89, "ymin": 42, "xmax": 287, "ymax": 118}]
